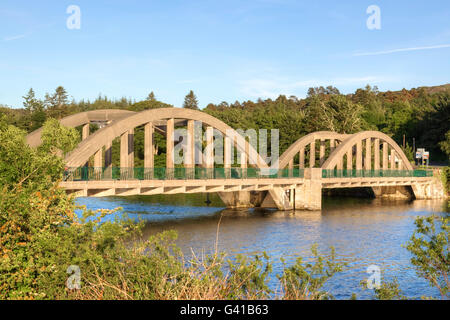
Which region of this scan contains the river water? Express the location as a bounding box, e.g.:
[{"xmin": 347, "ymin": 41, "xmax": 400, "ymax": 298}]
[{"xmin": 76, "ymin": 194, "xmax": 448, "ymax": 299}]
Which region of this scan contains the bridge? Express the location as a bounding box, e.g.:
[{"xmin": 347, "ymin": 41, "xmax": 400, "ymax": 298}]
[{"xmin": 26, "ymin": 108, "xmax": 445, "ymax": 210}]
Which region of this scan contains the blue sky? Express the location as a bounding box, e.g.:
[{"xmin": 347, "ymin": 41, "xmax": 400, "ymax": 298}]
[{"xmin": 1, "ymin": 0, "xmax": 449, "ymax": 109}]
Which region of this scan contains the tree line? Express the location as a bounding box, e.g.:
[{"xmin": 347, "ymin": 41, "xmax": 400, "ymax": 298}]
[{"xmin": 0, "ymin": 84, "xmax": 449, "ymax": 163}]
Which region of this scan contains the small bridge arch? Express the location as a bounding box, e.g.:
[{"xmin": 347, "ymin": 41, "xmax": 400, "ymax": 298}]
[
  {"xmin": 322, "ymin": 131, "xmax": 413, "ymax": 171},
  {"xmin": 278, "ymin": 131, "xmax": 350, "ymax": 170}
]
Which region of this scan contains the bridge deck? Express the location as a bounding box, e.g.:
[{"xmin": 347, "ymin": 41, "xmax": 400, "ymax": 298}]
[
  {"xmin": 60, "ymin": 174, "xmax": 434, "ymax": 197},
  {"xmin": 60, "ymin": 177, "xmax": 307, "ymax": 197}
]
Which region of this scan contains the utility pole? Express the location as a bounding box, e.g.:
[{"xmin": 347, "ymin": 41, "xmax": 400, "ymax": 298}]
[{"xmin": 403, "ymin": 134, "xmax": 406, "ymax": 148}]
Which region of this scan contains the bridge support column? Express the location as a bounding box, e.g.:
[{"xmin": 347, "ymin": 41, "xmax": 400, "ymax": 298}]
[
  {"xmin": 390, "ymin": 149, "xmax": 396, "ymax": 169},
  {"xmin": 293, "ymin": 168, "xmax": 322, "ymax": 210},
  {"xmin": 299, "ymin": 148, "xmax": 305, "ymax": 169},
  {"xmin": 365, "ymin": 138, "xmax": 371, "ymax": 170},
  {"xmin": 166, "ymin": 118, "xmax": 174, "ymax": 178},
  {"xmin": 374, "ymin": 138, "xmax": 380, "ymax": 170},
  {"xmin": 185, "ymin": 120, "xmax": 195, "ymax": 178},
  {"xmin": 205, "ymin": 126, "xmax": 214, "ymax": 179},
  {"xmin": 218, "ymin": 191, "xmax": 253, "ymax": 209},
  {"xmin": 319, "ymin": 139, "xmax": 325, "ymax": 166},
  {"xmin": 128, "ymin": 129, "xmax": 134, "ymax": 169},
  {"xmin": 309, "ymin": 141, "xmax": 315, "ymax": 167},
  {"xmin": 356, "ymin": 140, "xmax": 362, "ymax": 170},
  {"xmin": 94, "ymin": 148, "xmax": 102, "ymax": 168},
  {"xmin": 144, "ymin": 122, "xmax": 154, "ymax": 178},
  {"xmin": 346, "ymin": 149, "xmax": 352, "ymax": 170},
  {"xmin": 224, "ymin": 136, "xmax": 232, "ymax": 178},
  {"xmin": 382, "ymin": 142, "xmax": 388, "ymax": 170},
  {"xmin": 82, "ymin": 124, "xmax": 89, "ymax": 167},
  {"xmin": 372, "ymin": 186, "xmax": 414, "ymax": 200}
]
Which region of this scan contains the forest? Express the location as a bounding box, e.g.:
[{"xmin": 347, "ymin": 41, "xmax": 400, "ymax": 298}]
[{"xmin": 1, "ymin": 84, "xmax": 449, "ymax": 167}]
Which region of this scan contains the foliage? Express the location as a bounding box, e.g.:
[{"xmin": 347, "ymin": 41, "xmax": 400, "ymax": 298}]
[
  {"xmin": 441, "ymin": 167, "xmax": 450, "ymax": 194},
  {"xmin": 361, "ymin": 278, "xmax": 407, "ymax": 300},
  {"xmin": 39, "ymin": 118, "xmax": 80, "ymax": 155},
  {"xmin": 183, "ymin": 90, "xmax": 199, "ymax": 110},
  {"xmin": 0, "ymin": 119, "xmax": 63, "ymax": 190},
  {"xmin": 277, "ymin": 245, "xmax": 343, "ymax": 300},
  {"xmin": 401, "ymin": 142, "xmax": 414, "ymax": 162},
  {"xmin": 440, "ymin": 131, "xmax": 450, "ymax": 161},
  {"xmin": 405, "ymin": 215, "xmax": 449, "ymax": 299}
]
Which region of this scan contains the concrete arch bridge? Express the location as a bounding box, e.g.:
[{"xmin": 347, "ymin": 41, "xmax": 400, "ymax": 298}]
[{"xmin": 26, "ymin": 108, "xmax": 444, "ymax": 210}]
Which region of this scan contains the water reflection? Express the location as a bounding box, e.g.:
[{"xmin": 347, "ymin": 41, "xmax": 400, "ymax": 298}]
[{"xmin": 76, "ymin": 195, "xmax": 448, "ymax": 299}]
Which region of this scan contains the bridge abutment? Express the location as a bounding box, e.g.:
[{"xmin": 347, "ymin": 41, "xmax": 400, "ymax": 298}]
[{"xmin": 411, "ymin": 180, "xmax": 447, "ymax": 200}]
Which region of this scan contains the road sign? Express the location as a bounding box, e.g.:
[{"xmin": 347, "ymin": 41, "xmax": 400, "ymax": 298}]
[{"xmin": 423, "ymin": 151, "xmax": 429, "ymax": 160}]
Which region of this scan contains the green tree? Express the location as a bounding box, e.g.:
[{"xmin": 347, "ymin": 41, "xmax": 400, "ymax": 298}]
[
  {"xmin": 183, "ymin": 90, "xmax": 199, "ymax": 110},
  {"xmin": 305, "ymin": 95, "xmax": 364, "ymax": 133},
  {"xmin": 147, "ymin": 91, "xmax": 156, "ymax": 101},
  {"xmin": 39, "ymin": 118, "xmax": 80, "ymax": 156},
  {"xmin": 439, "ymin": 131, "xmax": 450, "ymax": 161},
  {"xmin": 278, "ymin": 245, "xmax": 343, "ymax": 300},
  {"xmin": 22, "ymin": 88, "xmax": 43, "ymax": 113},
  {"xmin": 45, "ymin": 86, "xmax": 69, "ymax": 119},
  {"xmin": 405, "ymin": 215, "xmax": 449, "ymax": 299}
]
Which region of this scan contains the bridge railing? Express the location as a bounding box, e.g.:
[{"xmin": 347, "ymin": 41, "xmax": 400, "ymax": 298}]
[
  {"xmin": 321, "ymin": 169, "xmax": 433, "ymax": 179},
  {"xmin": 63, "ymin": 167, "xmax": 305, "ymax": 181}
]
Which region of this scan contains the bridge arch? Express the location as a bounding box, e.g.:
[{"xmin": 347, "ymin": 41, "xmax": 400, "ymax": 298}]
[
  {"xmin": 278, "ymin": 131, "xmax": 350, "ymax": 170},
  {"xmin": 26, "ymin": 109, "xmax": 136, "ymax": 148},
  {"xmin": 64, "ymin": 108, "xmax": 271, "ymax": 168},
  {"xmin": 322, "ymin": 131, "xmax": 413, "ymax": 171},
  {"xmin": 63, "ymin": 108, "xmax": 292, "ymax": 210}
]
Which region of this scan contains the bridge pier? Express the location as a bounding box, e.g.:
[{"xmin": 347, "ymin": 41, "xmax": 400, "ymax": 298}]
[
  {"xmin": 293, "ymin": 168, "xmax": 322, "ymax": 210},
  {"xmin": 371, "ymin": 186, "xmax": 414, "ymax": 200},
  {"xmin": 261, "ymin": 168, "xmax": 323, "ymax": 211},
  {"xmin": 218, "ymin": 191, "xmax": 254, "ymax": 209}
]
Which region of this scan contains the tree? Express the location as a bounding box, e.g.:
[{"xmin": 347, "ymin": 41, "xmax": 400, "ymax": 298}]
[
  {"xmin": 147, "ymin": 91, "xmax": 156, "ymax": 102},
  {"xmin": 39, "ymin": 118, "xmax": 80, "ymax": 156},
  {"xmin": 22, "ymin": 88, "xmax": 43, "ymax": 112},
  {"xmin": 304, "ymin": 95, "xmax": 364, "ymax": 133},
  {"xmin": 439, "ymin": 130, "xmax": 450, "ymax": 161},
  {"xmin": 307, "ymin": 86, "xmax": 340, "ymax": 98},
  {"xmin": 405, "ymin": 215, "xmax": 449, "ymax": 299},
  {"xmin": 183, "ymin": 90, "xmax": 199, "ymax": 110},
  {"xmin": 45, "ymin": 86, "xmax": 69, "ymax": 119}
]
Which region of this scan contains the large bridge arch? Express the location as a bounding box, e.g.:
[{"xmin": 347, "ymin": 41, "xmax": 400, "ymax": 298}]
[
  {"xmin": 63, "ymin": 108, "xmax": 292, "ymax": 210},
  {"xmin": 64, "ymin": 108, "xmax": 271, "ymax": 168},
  {"xmin": 26, "ymin": 109, "xmax": 136, "ymax": 148}
]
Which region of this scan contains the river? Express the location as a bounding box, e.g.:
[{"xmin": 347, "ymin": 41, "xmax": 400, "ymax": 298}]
[{"xmin": 76, "ymin": 194, "xmax": 448, "ymax": 299}]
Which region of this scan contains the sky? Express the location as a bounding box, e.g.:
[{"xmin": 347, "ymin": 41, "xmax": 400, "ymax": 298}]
[{"xmin": 1, "ymin": 0, "xmax": 450, "ymax": 109}]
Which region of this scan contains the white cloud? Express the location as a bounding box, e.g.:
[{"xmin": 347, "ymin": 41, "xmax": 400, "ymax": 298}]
[
  {"xmin": 3, "ymin": 34, "xmax": 27, "ymax": 41},
  {"xmin": 353, "ymin": 44, "xmax": 450, "ymax": 56}
]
